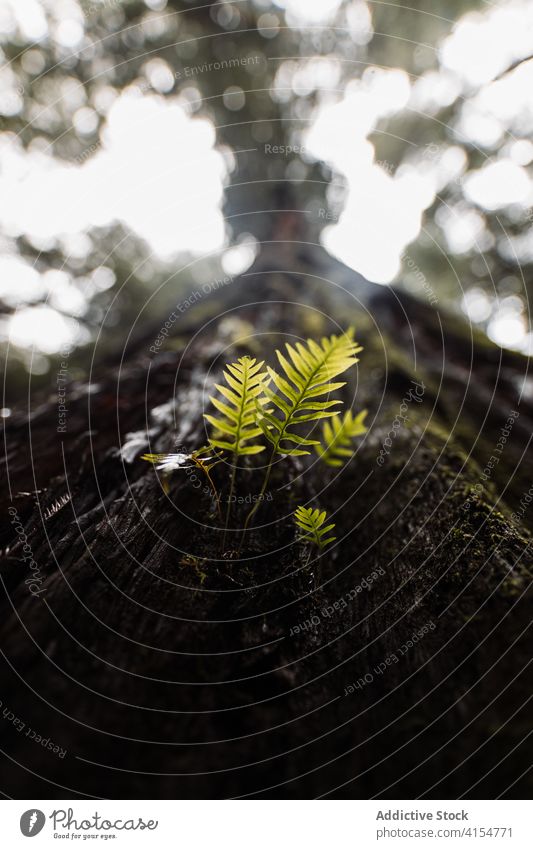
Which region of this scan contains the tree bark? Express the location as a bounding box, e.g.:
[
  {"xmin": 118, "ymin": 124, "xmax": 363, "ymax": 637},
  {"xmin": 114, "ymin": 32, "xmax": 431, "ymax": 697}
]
[{"xmin": 1, "ymin": 245, "xmax": 532, "ymax": 799}]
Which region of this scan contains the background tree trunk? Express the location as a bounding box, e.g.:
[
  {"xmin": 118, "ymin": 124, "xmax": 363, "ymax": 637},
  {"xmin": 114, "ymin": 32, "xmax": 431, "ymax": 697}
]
[{"xmin": 1, "ymin": 244, "xmax": 532, "ymax": 799}]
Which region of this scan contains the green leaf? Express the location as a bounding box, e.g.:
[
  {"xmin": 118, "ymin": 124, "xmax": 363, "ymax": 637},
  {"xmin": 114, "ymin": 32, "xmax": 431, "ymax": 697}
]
[
  {"xmin": 209, "ymin": 397, "xmax": 239, "ymax": 421},
  {"xmin": 264, "ymin": 328, "xmax": 362, "ymax": 457},
  {"xmin": 205, "ymin": 356, "xmax": 269, "ymax": 457},
  {"xmin": 255, "ymin": 406, "xmax": 283, "ymax": 432},
  {"xmin": 238, "ymin": 444, "xmax": 265, "ymax": 456},
  {"xmin": 280, "ymin": 432, "xmax": 319, "ymax": 446},
  {"xmin": 316, "ymin": 409, "xmax": 368, "ymax": 468},
  {"xmin": 294, "ymin": 505, "xmax": 337, "ymax": 550}
]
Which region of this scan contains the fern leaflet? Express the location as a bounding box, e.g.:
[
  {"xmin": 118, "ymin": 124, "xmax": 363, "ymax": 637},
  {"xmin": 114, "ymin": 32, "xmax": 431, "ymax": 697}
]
[
  {"xmin": 257, "ymin": 328, "xmax": 362, "ymax": 457},
  {"xmin": 317, "ymin": 409, "xmax": 368, "ymax": 467},
  {"xmin": 294, "ymin": 506, "xmax": 336, "ymax": 550},
  {"xmin": 205, "ymin": 356, "xmax": 269, "ymax": 456}
]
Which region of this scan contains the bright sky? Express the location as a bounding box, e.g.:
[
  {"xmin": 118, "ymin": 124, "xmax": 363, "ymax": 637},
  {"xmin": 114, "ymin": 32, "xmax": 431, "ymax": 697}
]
[
  {"xmin": 305, "ymin": 0, "xmax": 533, "ymax": 289},
  {"xmin": 1, "ymin": 93, "xmax": 226, "ymax": 255},
  {"xmin": 275, "ymin": 0, "xmax": 343, "ymax": 25},
  {"xmin": 1, "ymin": 0, "xmax": 532, "ymax": 355},
  {"xmin": 303, "ymin": 0, "xmax": 533, "ymax": 352},
  {"xmin": 305, "ymin": 68, "xmax": 434, "ymax": 283}
]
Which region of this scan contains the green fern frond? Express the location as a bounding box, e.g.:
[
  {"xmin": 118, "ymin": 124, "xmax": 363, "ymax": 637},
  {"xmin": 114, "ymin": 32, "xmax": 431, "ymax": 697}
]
[
  {"xmin": 294, "ymin": 506, "xmax": 336, "ymax": 550},
  {"xmin": 205, "ymin": 356, "xmax": 269, "ymax": 456},
  {"xmin": 257, "ymin": 328, "xmax": 362, "ymax": 456},
  {"xmin": 317, "ymin": 409, "xmax": 368, "ymax": 467}
]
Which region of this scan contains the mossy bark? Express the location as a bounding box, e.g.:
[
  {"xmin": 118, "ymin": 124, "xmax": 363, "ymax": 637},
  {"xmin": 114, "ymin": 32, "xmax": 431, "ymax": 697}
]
[{"xmin": 1, "ymin": 249, "xmax": 532, "ymax": 798}]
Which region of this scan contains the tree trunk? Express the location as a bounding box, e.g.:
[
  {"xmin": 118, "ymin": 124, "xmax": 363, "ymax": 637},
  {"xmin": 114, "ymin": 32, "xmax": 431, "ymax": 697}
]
[{"xmin": 1, "ymin": 244, "xmax": 532, "ymax": 799}]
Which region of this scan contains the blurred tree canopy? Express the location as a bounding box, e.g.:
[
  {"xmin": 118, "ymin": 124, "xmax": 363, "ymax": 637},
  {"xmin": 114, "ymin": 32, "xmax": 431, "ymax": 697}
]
[{"xmin": 1, "ymin": 0, "xmax": 532, "ymax": 404}]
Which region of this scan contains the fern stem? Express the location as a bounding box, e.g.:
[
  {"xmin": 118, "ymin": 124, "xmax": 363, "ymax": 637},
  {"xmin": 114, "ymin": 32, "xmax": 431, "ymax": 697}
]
[
  {"xmin": 239, "ymin": 393, "xmax": 295, "ymax": 547},
  {"xmin": 239, "ymin": 446, "xmax": 275, "ymax": 549},
  {"xmin": 222, "ymin": 461, "xmax": 237, "ymax": 551},
  {"xmin": 206, "ymin": 470, "xmax": 223, "ymax": 522},
  {"xmin": 221, "ymin": 367, "xmax": 248, "ymax": 551},
  {"xmin": 240, "ymin": 331, "xmax": 359, "ymax": 550}
]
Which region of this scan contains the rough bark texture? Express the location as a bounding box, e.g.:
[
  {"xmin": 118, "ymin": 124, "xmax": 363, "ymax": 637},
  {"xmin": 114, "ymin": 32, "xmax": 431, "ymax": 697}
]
[{"xmin": 1, "ymin": 247, "xmax": 532, "ymax": 799}]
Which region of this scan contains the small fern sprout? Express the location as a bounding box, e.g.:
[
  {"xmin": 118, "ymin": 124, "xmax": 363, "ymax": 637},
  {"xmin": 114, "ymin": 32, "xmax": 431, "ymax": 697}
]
[
  {"xmin": 204, "ymin": 356, "xmax": 269, "ymax": 543},
  {"xmin": 241, "ymin": 328, "xmax": 362, "ymax": 542},
  {"xmin": 294, "ymin": 506, "xmax": 336, "ymax": 551},
  {"xmin": 317, "ymin": 409, "xmax": 368, "ymax": 467}
]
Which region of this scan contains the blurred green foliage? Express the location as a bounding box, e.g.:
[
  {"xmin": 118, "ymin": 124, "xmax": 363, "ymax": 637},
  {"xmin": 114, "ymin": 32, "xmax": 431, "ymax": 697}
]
[{"xmin": 1, "ymin": 0, "xmax": 531, "ymax": 405}]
